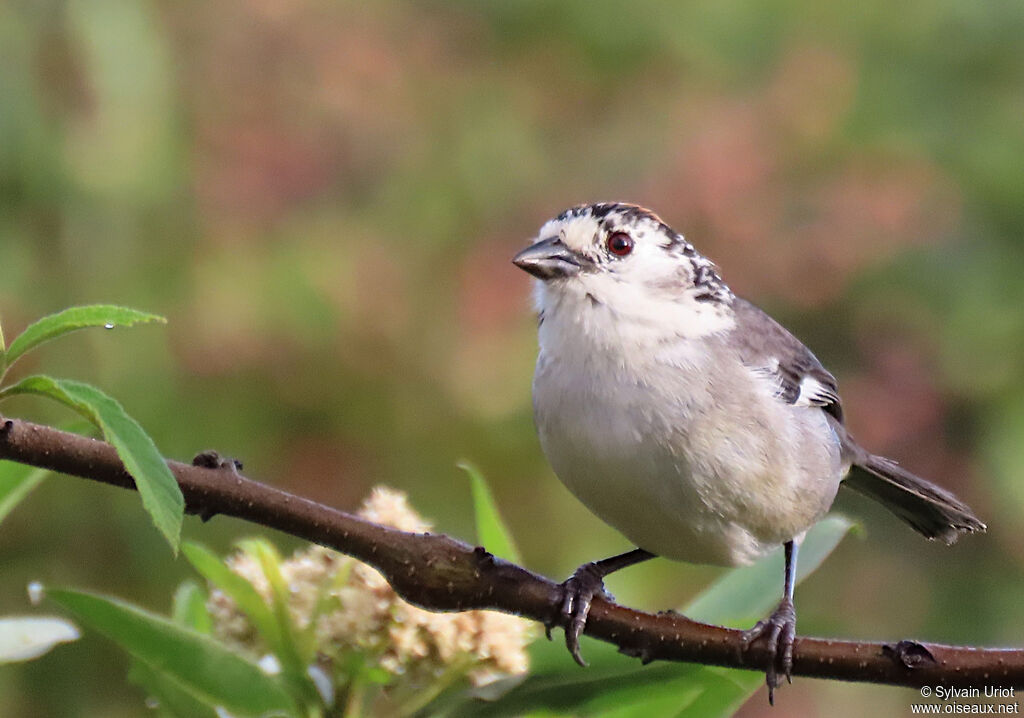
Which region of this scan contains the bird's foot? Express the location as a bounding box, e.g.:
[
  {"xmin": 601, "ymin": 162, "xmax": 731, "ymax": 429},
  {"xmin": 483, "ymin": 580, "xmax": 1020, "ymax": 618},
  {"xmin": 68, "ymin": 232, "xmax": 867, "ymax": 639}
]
[
  {"xmin": 547, "ymin": 562, "xmax": 612, "ymax": 667},
  {"xmin": 740, "ymin": 597, "xmax": 796, "ymax": 705}
]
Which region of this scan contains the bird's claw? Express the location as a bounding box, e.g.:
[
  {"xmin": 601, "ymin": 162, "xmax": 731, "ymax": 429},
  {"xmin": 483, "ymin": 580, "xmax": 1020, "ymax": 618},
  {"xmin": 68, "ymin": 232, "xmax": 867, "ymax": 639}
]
[
  {"xmin": 740, "ymin": 598, "xmax": 796, "ymax": 705},
  {"xmin": 550, "ymin": 562, "xmax": 609, "ymax": 667}
]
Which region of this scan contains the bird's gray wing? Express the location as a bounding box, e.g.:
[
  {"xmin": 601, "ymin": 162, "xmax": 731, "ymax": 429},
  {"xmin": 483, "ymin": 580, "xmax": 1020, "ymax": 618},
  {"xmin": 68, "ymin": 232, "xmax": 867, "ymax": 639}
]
[
  {"xmin": 728, "ymin": 302, "xmax": 984, "ymax": 541},
  {"xmin": 729, "ymin": 298, "xmax": 844, "ymax": 423}
]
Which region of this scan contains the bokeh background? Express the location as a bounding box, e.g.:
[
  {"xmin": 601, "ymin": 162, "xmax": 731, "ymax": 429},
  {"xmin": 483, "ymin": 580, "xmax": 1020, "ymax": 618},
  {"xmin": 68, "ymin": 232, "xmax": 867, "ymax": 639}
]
[{"xmin": 2, "ymin": 0, "xmax": 1024, "ymax": 715}]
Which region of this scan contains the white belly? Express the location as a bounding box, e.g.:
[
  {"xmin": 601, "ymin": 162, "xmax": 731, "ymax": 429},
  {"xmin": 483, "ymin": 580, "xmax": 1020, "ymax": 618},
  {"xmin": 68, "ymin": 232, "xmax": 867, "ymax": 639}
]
[{"xmin": 533, "ymin": 345, "xmax": 846, "ymax": 567}]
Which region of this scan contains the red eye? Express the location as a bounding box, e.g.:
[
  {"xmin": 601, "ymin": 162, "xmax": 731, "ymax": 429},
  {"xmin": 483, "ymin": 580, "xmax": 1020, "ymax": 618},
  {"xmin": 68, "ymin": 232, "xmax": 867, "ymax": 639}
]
[{"xmin": 607, "ymin": 232, "xmax": 634, "ymax": 256}]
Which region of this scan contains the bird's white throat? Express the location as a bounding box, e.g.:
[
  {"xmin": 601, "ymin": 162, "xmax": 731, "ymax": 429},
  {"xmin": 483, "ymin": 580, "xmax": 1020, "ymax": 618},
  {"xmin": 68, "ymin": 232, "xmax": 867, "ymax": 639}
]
[{"xmin": 534, "ymin": 275, "xmax": 736, "ymax": 359}]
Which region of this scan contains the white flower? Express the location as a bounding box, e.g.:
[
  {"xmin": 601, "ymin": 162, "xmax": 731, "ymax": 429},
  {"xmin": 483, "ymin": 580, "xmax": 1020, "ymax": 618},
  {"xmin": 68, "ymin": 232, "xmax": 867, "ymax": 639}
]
[{"xmin": 207, "ymin": 487, "xmax": 533, "ymax": 693}]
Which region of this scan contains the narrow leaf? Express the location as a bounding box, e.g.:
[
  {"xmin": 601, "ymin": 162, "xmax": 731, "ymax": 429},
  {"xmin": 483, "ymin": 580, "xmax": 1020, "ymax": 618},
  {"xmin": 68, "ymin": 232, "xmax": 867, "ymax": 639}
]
[
  {"xmin": 444, "ymin": 663, "xmax": 704, "ymax": 717},
  {"xmin": 686, "ymin": 516, "xmax": 855, "ymax": 627},
  {"xmin": 0, "ymin": 616, "xmax": 80, "ymax": 663},
  {"xmin": 237, "ymin": 540, "xmax": 293, "ymax": 639},
  {"xmin": 236, "ymin": 539, "xmax": 320, "ymax": 702},
  {"xmin": 673, "ymin": 667, "xmax": 760, "ymax": 718},
  {"xmin": 182, "ymin": 543, "xmax": 284, "ymax": 654},
  {"xmin": 3, "ymin": 305, "xmax": 165, "ymax": 370},
  {"xmin": 1, "ymin": 376, "xmax": 184, "ymax": 550},
  {"xmin": 459, "ymin": 461, "xmax": 521, "ymax": 563},
  {"xmin": 48, "ymin": 587, "xmax": 297, "ymax": 717},
  {"xmin": 172, "ymin": 580, "xmax": 213, "ymax": 634},
  {"xmin": 0, "ymin": 461, "xmax": 49, "ymax": 526},
  {"xmin": 129, "ymin": 659, "xmax": 220, "ymax": 718}
]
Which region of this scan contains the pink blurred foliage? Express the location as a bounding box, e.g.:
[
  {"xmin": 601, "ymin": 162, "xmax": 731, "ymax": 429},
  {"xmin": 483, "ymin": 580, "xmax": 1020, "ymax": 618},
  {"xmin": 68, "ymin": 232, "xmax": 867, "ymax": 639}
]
[
  {"xmin": 641, "ymin": 46, "xmax": 961, "ymax": 307},
  {"xmin": 275, "ymin": 434, "xmax": 372, "ymax": 507},
  {"xmin": 176, "ymin": 3, "xmax": 465, "ymax": 229},
  {"xmin": 457, "ymin": 235, "xmax": 534, "ymax": 335},
  {"xmin": 843, "ymin": 336, "xmax": 978, "ymax": 497},
  {"xmin": 346, "ymin": 245, "xmax": 413, "ymax": 352},
  {"xmin": 197, "ymin": 124, "xmax": 333, "ymax": 224}
]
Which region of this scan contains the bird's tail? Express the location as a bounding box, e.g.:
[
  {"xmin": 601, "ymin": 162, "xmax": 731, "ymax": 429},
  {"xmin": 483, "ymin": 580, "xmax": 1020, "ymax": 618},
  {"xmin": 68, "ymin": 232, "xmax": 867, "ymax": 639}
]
[{"xmin": 844, "ymin": 455, "xmax": 985, "ymax": 544}]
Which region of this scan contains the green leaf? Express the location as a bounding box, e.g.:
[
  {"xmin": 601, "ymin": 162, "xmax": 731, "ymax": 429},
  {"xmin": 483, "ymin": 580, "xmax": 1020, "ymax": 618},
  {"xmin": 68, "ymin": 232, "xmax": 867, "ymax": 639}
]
[
  {"xmin": 0, "ymin": 376, "xmax": 184, "ymax": 550},
  {"xmin": 0, "ymin": 461, "xmax": 49, "ymax": 526},
  {"xmin": 236, "ymin": 539, "xmax": 320, "ymax": 703},
  {"xmin": 182, "ymin": 543, "xmax": 284, "ymax": 653},
  {"xmin": 459, "ymin": 461, "xmax": 521, "ymax": 563},
  {"xmin": 686, "ymin": 516, "xmax": 856, "ymax": 627},
  {"xmin": 236, "ymin": 540, "xmax": 295, "ymax": 651},
  {"xmin": 672, "ymin": 666, "xmax": 759, "ymax": 718},
  {"xmin": 442, "ymin": 663, "xmax": 706, "ymax": 717},
  {"xmin": 0, "ymin": 616, "xmax": 80, "ymax": 663},
  {"xmin": 438, "ymin": 516, "xmax": 856, "ymax": 717},
  {"xmin": 184, "ymin": 542, "xmax": 320, "ymax": 710},
  {"xmin": 48, "ymin": 587, "xmax": 298, "ymax": 717},
  {"xmin": 129, "ymin": 659, "xmax": 220, "ymax": 718},
  {"xmin": 2, "ymin": 305, "xmax": 165, "ymax": 373},
  {"xmin": 172, "ymin": 580, "xmax": 213, "ymax": 634}
]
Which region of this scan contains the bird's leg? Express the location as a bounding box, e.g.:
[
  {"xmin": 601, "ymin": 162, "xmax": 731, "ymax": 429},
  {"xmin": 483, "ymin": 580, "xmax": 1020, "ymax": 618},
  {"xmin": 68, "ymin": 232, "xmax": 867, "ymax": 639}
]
[
  {"xmin": 740, "ymin": 540, "xmax": 798, "ymax": 704},
  {"xmin": 552, "ymin": 548, "xmax": 655, "ymax": 666}
]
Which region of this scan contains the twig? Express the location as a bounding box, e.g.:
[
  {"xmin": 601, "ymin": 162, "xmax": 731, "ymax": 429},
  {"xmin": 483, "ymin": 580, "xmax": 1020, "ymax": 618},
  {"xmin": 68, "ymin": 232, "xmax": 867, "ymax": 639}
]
[{"xmin": 1, "ymin": 415, "xmax": 1021, "ymax": 688}]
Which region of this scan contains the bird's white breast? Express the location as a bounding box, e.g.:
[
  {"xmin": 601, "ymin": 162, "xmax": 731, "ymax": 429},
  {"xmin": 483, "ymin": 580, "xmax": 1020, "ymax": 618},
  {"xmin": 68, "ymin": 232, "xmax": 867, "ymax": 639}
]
[{"xmin": 532, "ymin": 298, "xmax": 846, "ymax": 567}]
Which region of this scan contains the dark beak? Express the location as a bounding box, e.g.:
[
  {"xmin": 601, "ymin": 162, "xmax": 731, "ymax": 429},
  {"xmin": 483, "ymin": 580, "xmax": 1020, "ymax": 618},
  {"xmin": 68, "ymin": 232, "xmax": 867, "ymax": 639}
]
[{"xmin": 512, "ymin": 237, "xmax": 582, "ymax": 280}]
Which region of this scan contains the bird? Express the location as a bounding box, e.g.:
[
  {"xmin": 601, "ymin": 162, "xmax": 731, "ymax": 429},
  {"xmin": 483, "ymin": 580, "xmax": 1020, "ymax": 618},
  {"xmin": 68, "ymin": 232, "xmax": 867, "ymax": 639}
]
[{"xmin": 512, "ymin": 202, "xmax": 985, "ymax": 701}]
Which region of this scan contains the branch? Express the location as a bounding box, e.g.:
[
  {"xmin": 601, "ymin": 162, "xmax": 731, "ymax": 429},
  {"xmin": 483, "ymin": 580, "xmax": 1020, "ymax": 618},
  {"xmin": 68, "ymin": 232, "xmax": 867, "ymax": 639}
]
[{"xmin": 1, "ymin": 415, "xmax": 1020, "ymax": 689}]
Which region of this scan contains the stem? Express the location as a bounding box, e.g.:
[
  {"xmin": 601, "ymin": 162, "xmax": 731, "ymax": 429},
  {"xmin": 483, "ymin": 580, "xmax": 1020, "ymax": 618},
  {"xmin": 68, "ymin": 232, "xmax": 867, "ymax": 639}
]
[
  {"xmin": 340, "ymin": 667, "xmax": 374, "ymax": 718},
  {"xmin": 391, "ymin": 656, "xmax": 475, "ymax": 718}
]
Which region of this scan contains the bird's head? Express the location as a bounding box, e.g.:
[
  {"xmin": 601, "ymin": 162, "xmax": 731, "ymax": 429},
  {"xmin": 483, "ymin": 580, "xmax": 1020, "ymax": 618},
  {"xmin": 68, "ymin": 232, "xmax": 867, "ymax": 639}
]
[{"xmin": 513, "ymin": 203, "xmax": 734, "ymax": 339}]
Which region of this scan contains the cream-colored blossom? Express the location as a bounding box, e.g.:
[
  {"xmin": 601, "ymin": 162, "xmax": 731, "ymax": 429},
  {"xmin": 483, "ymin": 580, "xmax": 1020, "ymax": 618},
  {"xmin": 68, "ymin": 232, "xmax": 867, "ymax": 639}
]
[{"xmin": 207, "ymin": 486, "xmax": 532, "ymax": 691}]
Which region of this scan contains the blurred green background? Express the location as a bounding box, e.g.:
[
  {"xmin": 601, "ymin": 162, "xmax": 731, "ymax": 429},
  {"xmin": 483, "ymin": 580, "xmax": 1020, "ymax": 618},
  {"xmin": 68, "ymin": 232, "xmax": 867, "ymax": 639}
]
[{"xmin": 2, "ymin": 0, "xmax": 1023, "ymax": 715}]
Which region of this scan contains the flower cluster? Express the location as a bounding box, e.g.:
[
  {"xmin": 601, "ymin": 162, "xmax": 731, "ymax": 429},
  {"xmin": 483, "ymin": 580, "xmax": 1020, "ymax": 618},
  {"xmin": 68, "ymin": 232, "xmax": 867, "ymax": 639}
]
[{"xmin": 207, "ymin": 487, "xmax": 532, "ymax": 695}]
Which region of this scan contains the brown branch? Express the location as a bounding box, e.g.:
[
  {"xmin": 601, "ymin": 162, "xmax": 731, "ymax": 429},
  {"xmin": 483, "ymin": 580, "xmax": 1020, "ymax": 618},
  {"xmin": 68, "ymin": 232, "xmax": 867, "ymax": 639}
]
[{"xmin": 1, "ymin": 414, "xmax": 1021, "ymax": 689}]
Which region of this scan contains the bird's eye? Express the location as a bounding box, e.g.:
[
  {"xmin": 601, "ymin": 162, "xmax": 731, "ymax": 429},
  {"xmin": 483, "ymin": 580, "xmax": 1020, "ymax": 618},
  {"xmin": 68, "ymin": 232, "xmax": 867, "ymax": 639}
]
[{"xmin": 606, "ymin": 232, "xmax": 634, "ymax": 257}]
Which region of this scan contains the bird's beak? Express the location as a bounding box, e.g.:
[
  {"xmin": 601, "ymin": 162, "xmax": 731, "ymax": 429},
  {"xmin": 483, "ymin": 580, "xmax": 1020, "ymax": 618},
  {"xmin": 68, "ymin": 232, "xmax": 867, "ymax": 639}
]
[{"xmin": 512, "ymin": 236, "xmax": 582, "ymax": 280}]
